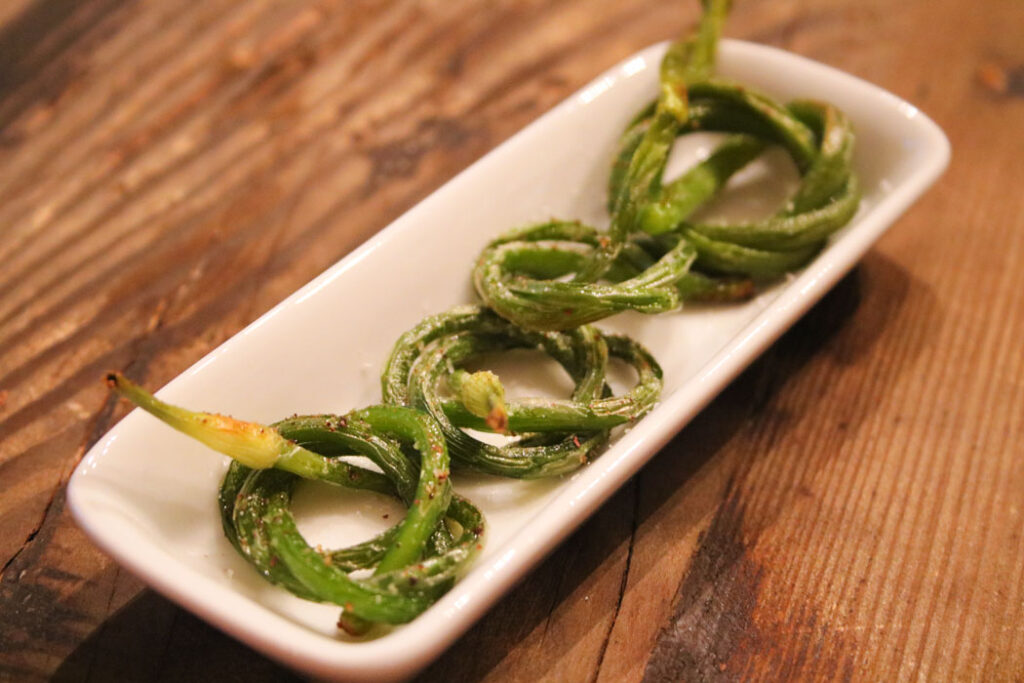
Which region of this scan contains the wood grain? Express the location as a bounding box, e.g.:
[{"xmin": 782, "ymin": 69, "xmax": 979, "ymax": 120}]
[{"xmin": 1, "ymin": 0, "xmax": 1022, "ymax": 681}]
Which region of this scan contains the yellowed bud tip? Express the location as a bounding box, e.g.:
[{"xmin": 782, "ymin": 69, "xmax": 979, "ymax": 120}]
[
  {"xmin": 457, "ymin": 370, "xmax": 508, "ymax": 434},
  {"xmin": 106, "ymin": 372, "xmax": 286, "ymax": 469}
]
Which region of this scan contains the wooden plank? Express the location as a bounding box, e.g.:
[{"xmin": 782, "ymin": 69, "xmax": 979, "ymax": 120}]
[{"xmin": 1, "ymin": 0, "xmax": 1022, "ymax": 680}]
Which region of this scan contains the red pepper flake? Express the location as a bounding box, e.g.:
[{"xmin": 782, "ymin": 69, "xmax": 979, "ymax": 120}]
[
  {"xmin": 269, "ymin": 556, "xmax": 278, "ymax": 567},
  {"xmin": 572, "ymin": 435, "xmax": 581, "ymax": 448},
  {"xmin": 564, "ymin": 308, "xmax": 574, "ymax": 315},
  {"xmin": 382, "ymin": 513, "xmax": 389, "ymax": 519}
]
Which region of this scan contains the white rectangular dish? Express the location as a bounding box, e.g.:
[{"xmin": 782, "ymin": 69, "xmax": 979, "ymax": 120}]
[{"xmin": 68, "ymin": 38, "xmax": 949, "ymax": 682}]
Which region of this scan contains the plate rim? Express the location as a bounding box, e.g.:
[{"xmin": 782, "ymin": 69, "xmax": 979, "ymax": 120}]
[{"xmin": 68, "ymin": 37, "xmax": 950, "ymax": 682}]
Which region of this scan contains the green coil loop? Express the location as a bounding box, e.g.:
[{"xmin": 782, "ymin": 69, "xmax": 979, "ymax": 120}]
[
  {"xmin": 109, "ymin": 374, "xmax": 483, "ymax": 633},
  {"xmin": 473, "ymin": 0, "xmax": 859, "ymax": 331},
  {"xmin": 382, "ymin": 305, "xmax": 663, "ymax": 478}
]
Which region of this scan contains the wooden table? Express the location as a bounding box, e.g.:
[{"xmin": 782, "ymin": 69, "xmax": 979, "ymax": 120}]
[{"xmin": 2, "ymin": 0, "xmax": 1022, "ymax": 680}]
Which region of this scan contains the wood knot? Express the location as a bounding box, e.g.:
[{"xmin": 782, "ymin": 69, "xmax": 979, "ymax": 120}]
[{"xmin": 977, "ymin": 61, "xmax": 1024, "ymax": 98}]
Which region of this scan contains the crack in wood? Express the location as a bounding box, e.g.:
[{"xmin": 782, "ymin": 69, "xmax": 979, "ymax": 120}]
[
  {"xmin": 0, "ymin": 283, "xmax": 170, "ymax": 676},
  {"xmin": 1, "ymin": 372, "xmax": 122, "ymax": 582},
  {"xmin": 0, "ymin": 488, "xmax": 59, "ymax": 580},
  {"xmin": 590, "ymin": 477, "xmax": 640, "ymax": 683}
]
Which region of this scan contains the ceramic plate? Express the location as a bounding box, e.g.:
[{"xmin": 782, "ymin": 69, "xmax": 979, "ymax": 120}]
[{"xmin": 68, "ymin": 39, "xmax": 949, "ymax": 682}]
